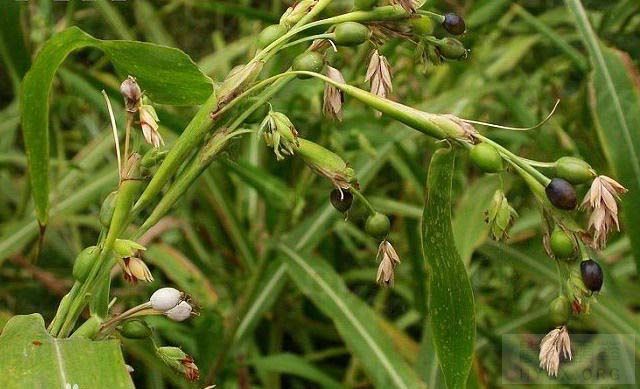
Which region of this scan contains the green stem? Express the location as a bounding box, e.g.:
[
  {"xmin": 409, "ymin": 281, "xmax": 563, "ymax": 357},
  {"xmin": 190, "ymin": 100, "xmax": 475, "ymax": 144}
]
[
  {"xmin": 278, "ymin": 33, "xmax": 335, "ymax": 51},
  {"xmin": 351, "ymin": 188, "xmax": 377, "ymax": 215}
]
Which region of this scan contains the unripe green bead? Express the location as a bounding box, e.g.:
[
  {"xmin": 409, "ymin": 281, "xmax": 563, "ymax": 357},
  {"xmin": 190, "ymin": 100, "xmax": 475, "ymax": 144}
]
[
  {"xmin": 365, "ymin": 212, "xmax": 390, "ymax": 239},
  {"xmin": 325, "ymin": 0, "xmax": 354, "ymax": 16},
  {"xmin": 292, "ymin": 52, "xmax": 324, "ymax": 78},
  {"xmin": 555, "ymin": 157, "xmax": 595, "ymax": 184},
  {"xmin": 120, "ymin": 320, "xmax": 152, "ymax": 339},
  {"xmin": 549, "ymin": 295, "xmax": 570, "ymax": 326},
  {"xmin": 72, "ymin": 246, "xmax": 99, "ymax": 282},
  {"xmin": 334, "ymin": 22, "xmax": 370, "ymax": 46},
  {"xmin": 257, "ymin": 24, "xmax": 287, "ymax": 49},
  {"xmin": 411, "ymin": 16, "xmax": 434, "ymax": 35},
  {"xmin": 550, "ymin": 228, "xmax": 575, "ymax": 259},
  {"xmin": 354, "ymin": 0, "xmax": 377, "ymax": 10},
  {"xmin": 437, "ymin": 37, "xmax": 468, "ymax": 60},
  {"xmin": 469, "ymin": 143, "xmax": 503, "ymax": 173},
  {"xmin": 99, "ymin": 191, "xmax": 117, "ymax": 228}
]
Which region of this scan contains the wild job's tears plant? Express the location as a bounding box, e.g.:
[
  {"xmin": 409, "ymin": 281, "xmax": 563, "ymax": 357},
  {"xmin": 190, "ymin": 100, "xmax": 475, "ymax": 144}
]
[{"xmin": 5, "ymin": 0, "xmax": 629, "ymax": 386}]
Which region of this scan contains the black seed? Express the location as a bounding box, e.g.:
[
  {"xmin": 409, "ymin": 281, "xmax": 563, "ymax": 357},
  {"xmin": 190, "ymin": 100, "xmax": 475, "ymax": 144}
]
[
  {"xmin": 442, "ymin": 13, "xmax": 466, "ymax": 35},
  {"xmin": 580, "ymin": 259, "xmax": 603, "ymax": 292},
  {"xmin": 330, "ymin": 189, "xmax": 353, "ymax": 213},
  {"xmin": 545, "ymin": 178, "xmax": 577, "ymax": 210}
]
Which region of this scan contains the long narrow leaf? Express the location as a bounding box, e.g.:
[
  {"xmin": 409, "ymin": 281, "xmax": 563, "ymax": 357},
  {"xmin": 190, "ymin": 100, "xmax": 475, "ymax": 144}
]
[{"xmin": 421, "ymin": 148, "xmax": 475, "ymax": 388}]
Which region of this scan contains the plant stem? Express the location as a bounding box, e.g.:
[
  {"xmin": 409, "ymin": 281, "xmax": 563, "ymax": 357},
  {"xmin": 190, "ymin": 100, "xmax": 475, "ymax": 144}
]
[{"xmin": 351, "ymin": 188, "xmax": 377, "ymax": 215}]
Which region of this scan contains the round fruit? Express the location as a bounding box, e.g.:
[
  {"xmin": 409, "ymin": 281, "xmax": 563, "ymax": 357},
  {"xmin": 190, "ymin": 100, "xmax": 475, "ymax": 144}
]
[
  {"xmin": 334, "ymin": 22, "xmax": 370, "ymax": 46},
  {"xmin": 245, "ymin": 101, "xmax": 270, "ymax": 124},
  {"xmin": 411, "ymin": 16, "xmax": 434, "ymax": 35},
  {"xmin": 365, "ymin": 212, "xmax": 390, "ymax": 239},
  {"xmin": 436, "ymin": 37, "xmax": 467, "ymax": 60},
  {"xmin": 442, "ymin": 12, "xmax": 466, "ymax": 35},
  {"xmin": 73, "ymin": 246, "xmax": 99, "ymax": 282},
  {"xmin": 545, "ymin": 178, "xmax": 577, "ymax": 210},
  {"xmin": 325, "ymin": 0, "xmax": 354, "ymax": 16},
  {"xmin": 354, "ymin": 0, "xmax": 377, "ymax": 10},
  {"xmin": 469, "ymin": 143, "xmax": 503, "ymax": 173},
  {"xmin": 549, "ymin": 296, "xmax": 570, "ymax": 326},
  {"xmin": 99, "ymin": 191, "xmax": 117, "ymax": 227},
  {"xmin": 580, "ymin": 259, "xmax": 603, "ymax": 292},
  {"xmin": 555, "ymin": 157, "xmax": 595, "ymax": 184},
  {"xmin": 292, "ymin": 51, "xmax": 324, "ymax": 78},
  {"xmin": 550, "ymin": 228, "xmax": 575, "ymax": 259},
  {"xmin": 120, "ymin": 320, "xmax": 152, "ymax": 339},
  {"xmin": 330, "ymin": 189, "xmax": 353, "ymax": 213},
  {"xmin": 257, "ymin": 24, "xmax": 287, "ymax": 49}
]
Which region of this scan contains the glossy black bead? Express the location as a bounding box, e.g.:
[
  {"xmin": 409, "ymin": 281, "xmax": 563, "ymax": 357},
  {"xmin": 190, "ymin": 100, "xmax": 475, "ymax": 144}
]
[
  {"xmin": 580, "ymin": 259, "xmax": 603, "ymax": 292},
  {"xmin": 330, "ymin": 189, "xmax": 353, "ymax": 213},
  {"xmin": 442, "ymin": 13, "xmax": 466, "ymax": 35},
  {"xmin": 545, "ymin": 178, "xmax": 577, "ymax": 210}
]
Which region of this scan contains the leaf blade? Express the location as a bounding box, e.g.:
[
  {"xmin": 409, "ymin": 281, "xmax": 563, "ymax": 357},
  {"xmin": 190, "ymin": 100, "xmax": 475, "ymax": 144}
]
[{"xmin": 421, "ymin": 148, "xmax": 475, "ymax": 388}]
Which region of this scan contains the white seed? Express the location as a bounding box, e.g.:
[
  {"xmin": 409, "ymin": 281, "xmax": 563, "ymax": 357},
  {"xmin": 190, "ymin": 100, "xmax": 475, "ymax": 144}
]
[
  {"xmin": 165, "ymin": 301, "xmax": 192, "ymax": 322},
  {"xmin": 150, "ymin": 287, "xmax": 182, "ymax": 311}
]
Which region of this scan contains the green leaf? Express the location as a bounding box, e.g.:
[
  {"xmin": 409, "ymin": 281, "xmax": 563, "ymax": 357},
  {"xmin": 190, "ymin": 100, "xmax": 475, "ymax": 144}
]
[
  {"xmin": 421, "ymin": 148, "xmax": 475, "ymax": 388},
  {"xmin": 0, "ymin": 314, "xmax": 134, "ymax": 388},
  {"xmin": 279, "ymin": 244, "xmax": 426, "ymax": 389},
  {"xmin": 0, "ymin": 1, "xmax": 30, "ymax": 92},
  {"xmin": 565, "ymin": 0, "xmax": 640, "ymax": 271},
  {"xmin": 251, "ymin": 353, "xmax": 344, "ymax": 389},
  {"xmin": 20, "ymin": 26, "xmax": 212, "ymax": 225}
]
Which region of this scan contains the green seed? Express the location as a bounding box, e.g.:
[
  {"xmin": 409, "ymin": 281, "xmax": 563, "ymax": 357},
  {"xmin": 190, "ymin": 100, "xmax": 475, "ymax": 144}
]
[
  {"xmin": 257, "ymin": 24, "xmax": 287, "ymax": 49},
  {"xmin": 550, "ymin": 228, "xmax": 575, "ymax": 259},
  {"xmin": 365, "ymin": 212, "xmax": 390, "ymax": 239},
  {"xmin": 437, "ymin": 37, "xmax": 468, "ymax": 60},
  {"xmin": 555, "ymin": 157, "xmax": 595, "ymax": 184},
  {"xmin": 410, "ymin": 16, "xmax": 434, "ymax": 35},
  {"xmin": 334, "ymin": 22, "xmax": 370, "ymax": 46},
  {"xmin": 99, "ymin": 191, "xmax": 117, "ymax": 228},
  {"xmin": 469, "ymin": 143, "xmax": 503, "ymax": 173},
  {"xmin": 292, "ymin": 52, "xmax": 325, "ymax": 78},
  {"xmin": 72, "ymin": 246, "xmax": 99, "ymax": 282},
  {"xmin": 325, "ymin": 0, "xmax": 354, "ymax": 16},
  {"xmin": 549, "ymin": 295, "xmax": 570, "ymax": 326}
]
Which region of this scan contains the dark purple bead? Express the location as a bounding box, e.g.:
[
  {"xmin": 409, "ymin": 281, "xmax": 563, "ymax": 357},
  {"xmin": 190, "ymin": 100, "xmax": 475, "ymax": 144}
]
[
  {"xmin": 545, "ymin": 178, "xmax": 577, "ymax": 210},
  {"xmin": 330, "ymin": 189, "xmax": 353, "ymax": 213},
  {"xmin": 442, "ymin": 13, "xmax": 466, "ymax": 35},
  {"xmin": 581, "ymin": 259, "xmax": 603, "ymax": 292}
]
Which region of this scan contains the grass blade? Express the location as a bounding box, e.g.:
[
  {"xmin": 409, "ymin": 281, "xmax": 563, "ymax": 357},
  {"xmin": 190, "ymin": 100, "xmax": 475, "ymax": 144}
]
[{"xmin": 421, "ymin": 148, "xmax": 475, "ymax": 388}]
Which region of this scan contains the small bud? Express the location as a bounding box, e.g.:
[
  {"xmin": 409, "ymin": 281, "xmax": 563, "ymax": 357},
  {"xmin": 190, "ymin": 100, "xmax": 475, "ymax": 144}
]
[
  {"xmin": 156, "ymin": 347, "xmax": 200, "ymax": 382},
  {"xmin": 150, "ymin": 287, "xmax": 183, "ymax": 311},
  {"xmin": 555, "ymin": 157, "xmax": 596, "ymax": 184},
  {"xmin": 334, "ymin": 22, "xmax": 370, "ymax": 46},
  {"xmin": 323, "ymin": 66, "xmax": 346, "ymax": 121},
  {"xmin": 435, "ymin": 37, "xmax": 468, "ymax": 60},
  {"xmin": 365, "ymin": 212, "xmax": 390, "ymax": 239},
  {"xmin": 549, "ymin": 228, "xmax": 575, "ymax": 259},
  {"xmin": 99, "ymin": 191, "xmax": 117, "ymax": 228},
  {"xmin": 469, "ymin": 143, "xmax": 503, "ymax": 173},
  {"xmin": 113, "ymin": 239, "xmax": 146, "ymax": 258},
  {"xmin": 257, "ymin": 24, "xmax": 287, "ymax": 49},
  {"xmin": 292, "ymin": 51, "xmax": 325, "ymax": 79},
  {"xmin": 485, "ymin": 190, "xmax": 517, "ymax": 241},
  {"xmin": 376, "ymin": 240, "xmax": 401, "ymax": 286},
  {"xmin": 120, "ymin": 319, "xmax": 152, "ymax": 339},
  {"xmin": 442, "ymin": 13, "xmax": 466, "ymax": 35},
  {"xmin": 73, "ymin": 246, "xmax": 99, "ymax": 282},
  {"xmin": 122, "ymin": 257, "xmax": 154, "ymax": 284},
  {"xmin": 120, "ymin": 76, "xmax": 141, "ymax": 112},
  {"xmin": 545, "ymin": 178, "xmax": 577, "ymax": 210},
  {"xmin": 366, "ymin": 50, "xmax": 393, "ymax": 101},
  {"xmin": 165, "ymin": 301, "xmax": 193, "ymax": 322},
  {"xmin": 411, "ymin": 16, "xmax": 434, "ymax": 35}
]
